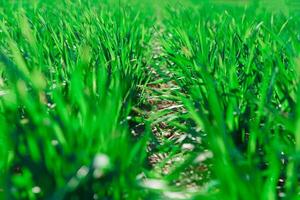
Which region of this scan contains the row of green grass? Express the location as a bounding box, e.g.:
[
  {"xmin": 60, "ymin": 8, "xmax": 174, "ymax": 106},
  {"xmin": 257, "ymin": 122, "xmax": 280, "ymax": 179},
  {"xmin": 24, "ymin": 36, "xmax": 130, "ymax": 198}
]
[
  {"xmin": 0, "ymin": 1, "xmax": 155, "ymax": 199},
  {"xmin": 160, "ymin": 1, "xmax": 300, "ymax": 199}
]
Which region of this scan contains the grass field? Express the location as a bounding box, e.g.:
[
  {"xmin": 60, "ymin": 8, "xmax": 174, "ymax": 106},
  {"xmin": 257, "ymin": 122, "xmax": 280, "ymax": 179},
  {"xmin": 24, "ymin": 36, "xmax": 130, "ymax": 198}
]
[{"xmin": 0, "ymin": 0, "xmax": 300, "ymax": 199}]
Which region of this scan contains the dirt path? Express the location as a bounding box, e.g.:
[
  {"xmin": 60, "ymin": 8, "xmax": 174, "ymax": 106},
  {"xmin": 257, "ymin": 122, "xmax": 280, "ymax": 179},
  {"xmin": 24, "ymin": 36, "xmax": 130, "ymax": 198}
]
[{"xmin": 141, "ymin": 16, "xmax": 211, "ymax": 190}]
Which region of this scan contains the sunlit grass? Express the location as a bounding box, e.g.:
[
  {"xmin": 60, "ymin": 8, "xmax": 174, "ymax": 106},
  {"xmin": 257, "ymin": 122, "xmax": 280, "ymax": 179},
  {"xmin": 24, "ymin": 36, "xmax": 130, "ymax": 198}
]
[{"xmin": 0, "ymin": 0, "xmax": 300, "ymax": 199}]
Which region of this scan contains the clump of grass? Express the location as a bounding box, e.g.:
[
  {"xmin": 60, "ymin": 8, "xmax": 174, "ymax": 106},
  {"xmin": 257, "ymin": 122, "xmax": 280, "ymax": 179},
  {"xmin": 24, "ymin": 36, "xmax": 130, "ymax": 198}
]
[
  {"xmin": 161, "ymin": 1, "xmax": 300, "ymax": 199},
  {"xmin": 0, "ymin": 1, "xmax": 154, "ymax": 199}
]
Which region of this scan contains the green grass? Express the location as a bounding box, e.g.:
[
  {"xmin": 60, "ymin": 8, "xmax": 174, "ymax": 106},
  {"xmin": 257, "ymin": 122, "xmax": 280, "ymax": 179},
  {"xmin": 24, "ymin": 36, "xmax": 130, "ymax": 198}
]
[
  {"xmin": 161, "ymin": 2, "xmax": 300, "ymax": 199},
  {"xmin": 0, "ymin": 0, "xmax": 300, "ymax": 199},
  {"xmin": 0, "ymin": 1, "xmax": 154, "ymax": 199}
]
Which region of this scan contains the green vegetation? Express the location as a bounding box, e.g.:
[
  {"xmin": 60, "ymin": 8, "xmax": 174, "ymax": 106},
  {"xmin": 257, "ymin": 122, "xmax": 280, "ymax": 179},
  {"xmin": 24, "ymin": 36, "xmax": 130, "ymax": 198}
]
[{"xmin": 0, "ymin": 0, "xmax": 300, "ymax": 199}]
